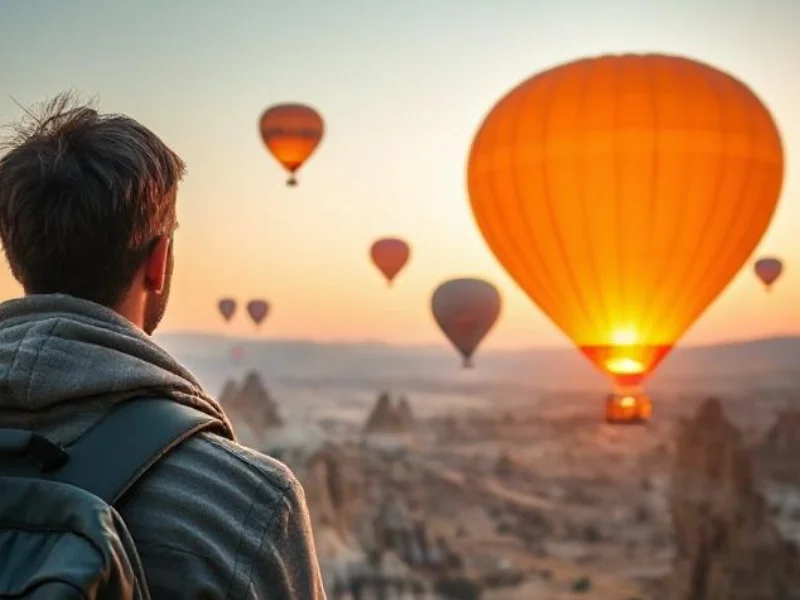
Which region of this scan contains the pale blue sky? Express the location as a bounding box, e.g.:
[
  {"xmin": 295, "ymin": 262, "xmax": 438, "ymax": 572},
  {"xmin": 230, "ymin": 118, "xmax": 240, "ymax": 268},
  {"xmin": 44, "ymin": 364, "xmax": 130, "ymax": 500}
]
[{"xmin": 1, "ymin": 0, "xmax": 798, "ymax": 348}]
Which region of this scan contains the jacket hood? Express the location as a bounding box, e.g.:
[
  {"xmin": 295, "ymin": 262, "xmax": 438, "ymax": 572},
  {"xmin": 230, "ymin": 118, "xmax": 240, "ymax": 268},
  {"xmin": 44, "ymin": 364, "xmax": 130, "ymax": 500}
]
[{"xmin": 0, "ymin": 294, "xmax": 235, "ymax": 443}]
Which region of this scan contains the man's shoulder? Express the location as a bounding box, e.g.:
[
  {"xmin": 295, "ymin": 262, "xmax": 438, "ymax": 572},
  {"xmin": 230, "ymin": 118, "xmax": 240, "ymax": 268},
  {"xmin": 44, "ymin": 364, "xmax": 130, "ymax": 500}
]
[
  {"xmin": 123, "ymin": 430, "xmax": 303, "ymax": 542},
  {"xmin": 121, "ymin": 431, "xmax": 307, "ymax": 598},
  {"xmin": 191, "ymin": 431, "xmax": 300, "ymax": 498}
]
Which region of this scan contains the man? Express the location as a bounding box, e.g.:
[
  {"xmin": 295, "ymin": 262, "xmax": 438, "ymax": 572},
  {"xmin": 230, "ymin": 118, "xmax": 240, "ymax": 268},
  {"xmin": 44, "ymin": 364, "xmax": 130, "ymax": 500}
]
[{"xmin": 0, "ymin": 94, "xmax": 327, "ymax": 599}]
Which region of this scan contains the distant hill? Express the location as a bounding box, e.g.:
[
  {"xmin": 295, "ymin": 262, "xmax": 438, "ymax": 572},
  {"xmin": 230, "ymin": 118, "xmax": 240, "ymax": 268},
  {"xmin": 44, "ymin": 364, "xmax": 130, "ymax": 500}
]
[{"xmin": 155, "ymin": 333, "xmax": 800, "ymax": 398}]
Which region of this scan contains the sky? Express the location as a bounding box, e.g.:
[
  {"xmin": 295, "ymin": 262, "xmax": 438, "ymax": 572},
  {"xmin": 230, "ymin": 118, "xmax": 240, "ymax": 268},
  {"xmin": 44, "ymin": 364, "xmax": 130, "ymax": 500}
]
[{"xmin": 0, "ymin": 0, "xmax": 798, "ymax": 350}]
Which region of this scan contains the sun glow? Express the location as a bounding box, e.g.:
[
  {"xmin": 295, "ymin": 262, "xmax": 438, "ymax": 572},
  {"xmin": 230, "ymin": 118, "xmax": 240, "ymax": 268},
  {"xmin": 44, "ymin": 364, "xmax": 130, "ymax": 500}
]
[
  {"xmin": 611, "ymin": 328, "xmax": 639, "ymax": 346},
  {"xmin": 605, "ymin": 357, "xmax": 645, "ymax": 375}
]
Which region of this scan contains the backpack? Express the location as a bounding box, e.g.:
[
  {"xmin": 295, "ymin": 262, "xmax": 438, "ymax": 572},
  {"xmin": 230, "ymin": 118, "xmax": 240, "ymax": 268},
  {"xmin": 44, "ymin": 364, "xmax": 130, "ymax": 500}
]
[{"xmin": 0, "ymin": 398, "xmax": 222, "ymax": 599}]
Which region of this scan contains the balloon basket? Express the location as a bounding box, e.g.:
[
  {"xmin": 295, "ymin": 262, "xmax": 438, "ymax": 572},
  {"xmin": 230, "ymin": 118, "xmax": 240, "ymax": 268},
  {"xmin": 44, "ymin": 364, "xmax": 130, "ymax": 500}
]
[{"xmin": 604, "ymin": 393, "xmax": 652, "ymax": 425}]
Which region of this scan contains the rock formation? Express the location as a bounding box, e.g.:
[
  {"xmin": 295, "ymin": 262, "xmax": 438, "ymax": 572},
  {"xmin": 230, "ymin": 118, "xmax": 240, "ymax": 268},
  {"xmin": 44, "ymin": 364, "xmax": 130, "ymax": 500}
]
[
  {"xmin": 396, "ymin": 396, "xmax": 415, "ymax": 429},
  {"xmin": 304, "ymin": 446, "xmax": 363, "ymax": 543},
  {"xmin": 238, "ymin": 370, "xmax": 284, "ymax": 428},
  {"xmin": 372, "ymin": 495, "xmax": 461, "ymax": 575},
  {"xmin": 217, "ymin": 370, "xmax": 283, "ymax": 445},
  {"xmin": 755, "ymin": 409, "xmax": 800, "ymax": 484},
  {"xmin": 287, "ymin": 447, "xmax": 436, "ymax": 598},
  {"xmin": 495, "ymin": 451, "xmax": 517, "ymax": 479},
  {"xmin": 364, "ymin": 392, "xmax": 395, "ymax": 433},
  {"xmin": 217, "ymin": 379, "xmax": 240, "ymax": 410},
  {"xmin": 363, "ymin": 391, "xmax": 416, "ymax": 434},
  {"xmin": 328, "ymin": 551, "xmax": 429, "ymax": 600},
  {"xmin": 668, "ymin": 397, "xmax": 800, "ymax": 600}
]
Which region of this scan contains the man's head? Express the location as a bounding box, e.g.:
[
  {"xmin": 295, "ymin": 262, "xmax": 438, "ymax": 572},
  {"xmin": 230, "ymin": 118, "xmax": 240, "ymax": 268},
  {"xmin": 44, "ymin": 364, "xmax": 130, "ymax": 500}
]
[{"xmin": 0, "ymin": 93, "xmax": 185, "ymax": 334}]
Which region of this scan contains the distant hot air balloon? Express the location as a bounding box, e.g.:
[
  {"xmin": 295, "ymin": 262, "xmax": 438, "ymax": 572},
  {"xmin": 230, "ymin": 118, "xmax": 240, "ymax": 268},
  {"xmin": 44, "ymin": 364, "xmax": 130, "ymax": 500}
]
[
  {"xmin": 218, "ymin": 298, "xmax": 241, "ymax": 361},
  {"xmin": 754, "ymin": 257, "xmax": 783, "ymax": 291},
  {"xmin": 431, "ymin": 278, "xmax": 501, "ymax": 369},
  {"xmin": 468, "ymin": 54, "xmax": 784, "ymax": 392},
  {"xmin": 218, "ymin": 298, "xmax": 237, "ymax": 323},
  {"xmin": 259, "ymin": 103, "xmax": 324, "ymax": 186},
  {"xmin": 370, "ymin": 238, "xmax": 411, "ymax": 286},
  {"xmin": 246, "ymin": 300, "xmax": 270, "ymax": 327}
]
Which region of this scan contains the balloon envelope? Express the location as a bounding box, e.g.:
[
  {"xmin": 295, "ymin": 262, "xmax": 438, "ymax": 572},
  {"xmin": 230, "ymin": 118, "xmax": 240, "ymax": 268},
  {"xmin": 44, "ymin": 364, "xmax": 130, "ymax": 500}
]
[
  {"xmin": 370, "ymin": 238, "xmax": 411, "ymax": 285},
  {"xmin": 754, "ymin": 257, "xmax": 783, "ymax": 290},
  {"xmin": 259, "ymin": 103, "xmax": 323, "ymax": 186},
  {"xmin": 246, "ymin": 300, "xmax": 270, "ymax": 326},
  {"xmin": 431, "ymin": 278, "xmax": 501, "ymax": 368},
  {"xmin": 468, "ymin": 54, "xmax": 784, "ymax": 389},
  {"xmin": 218, "ymin": 298, "xmax": 236, "ymax": 322}
]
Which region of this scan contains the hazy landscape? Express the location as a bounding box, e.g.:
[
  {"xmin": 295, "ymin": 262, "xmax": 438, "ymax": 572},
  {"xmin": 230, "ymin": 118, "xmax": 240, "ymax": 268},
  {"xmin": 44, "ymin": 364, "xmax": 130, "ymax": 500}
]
[
  {"xmin": 159, "ymin": 333, "xmax": 800, "ymax": 599},
  {"xmin": 157, "ymin": 334, "xmax": 800, "ymax": 424}
]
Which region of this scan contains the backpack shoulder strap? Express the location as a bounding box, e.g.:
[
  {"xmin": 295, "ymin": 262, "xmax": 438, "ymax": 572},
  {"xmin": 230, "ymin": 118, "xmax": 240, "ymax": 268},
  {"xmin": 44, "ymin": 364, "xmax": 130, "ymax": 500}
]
[{"xmin": 49, "ymin": 398, "xmax": 222, "ymax": 504}]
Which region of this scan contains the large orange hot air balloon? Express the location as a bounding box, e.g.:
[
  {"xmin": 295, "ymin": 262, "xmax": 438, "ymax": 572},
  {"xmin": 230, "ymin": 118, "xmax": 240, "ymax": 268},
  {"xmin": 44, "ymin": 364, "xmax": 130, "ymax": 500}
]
[
  {"xmin": 370, "ymin": 238, "xmax": 411, "ymax": 286},
  {"xmin": 431, "ymin": 278, "xmax": 501, "ymax": 369},
  {"xmin": 259, "ymin": 103, "xmax": 324, "ymax": 186},
  {"xmin": 468, "ymin": 54, "xmax": 784, "ymax": 392},
  {"xmin": 754, "ymin": 257, "xmax": 783, "ymax": 291}
]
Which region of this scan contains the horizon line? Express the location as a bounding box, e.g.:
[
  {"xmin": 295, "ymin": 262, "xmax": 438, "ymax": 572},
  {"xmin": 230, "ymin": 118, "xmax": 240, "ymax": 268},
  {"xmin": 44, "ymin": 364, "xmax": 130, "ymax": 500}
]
[{"xmin": 154, "ymin": 330, "xmax": 800, "ymax": 352}]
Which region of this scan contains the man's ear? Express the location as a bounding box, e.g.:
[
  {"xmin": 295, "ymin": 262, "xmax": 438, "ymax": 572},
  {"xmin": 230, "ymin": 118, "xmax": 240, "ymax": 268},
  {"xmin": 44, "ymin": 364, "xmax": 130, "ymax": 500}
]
[{"xmin": 144, "ymin": 236, "xmax": 171, "ymax": 294}]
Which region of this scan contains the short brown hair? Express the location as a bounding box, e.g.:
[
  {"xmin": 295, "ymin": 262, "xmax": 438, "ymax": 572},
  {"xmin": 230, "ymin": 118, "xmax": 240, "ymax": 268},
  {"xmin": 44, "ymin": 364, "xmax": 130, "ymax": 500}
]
[{"xmin": 0, "ymin": 93, "xmax": 185, "ymax": 307}]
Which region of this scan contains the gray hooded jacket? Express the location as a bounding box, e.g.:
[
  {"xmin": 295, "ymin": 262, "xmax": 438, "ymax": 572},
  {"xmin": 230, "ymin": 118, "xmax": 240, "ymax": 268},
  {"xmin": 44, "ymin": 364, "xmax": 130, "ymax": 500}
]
[{"xmin": 0, "ymin": 294, "xmax": 327, "ymax": 599}]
